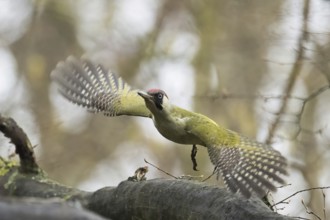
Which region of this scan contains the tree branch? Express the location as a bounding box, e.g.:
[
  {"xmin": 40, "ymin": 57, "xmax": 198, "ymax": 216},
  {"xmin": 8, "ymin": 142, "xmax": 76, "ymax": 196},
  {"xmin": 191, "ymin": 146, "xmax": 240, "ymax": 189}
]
[
  {"xmin": 0, "ymin": 197, "xmax": 108, "ymax": 220},
  {"xmin": 0, "ymin": 114, "xmax": 39, "ymax": 174},
  {"xmin": 0, "ymin": 114, "xmax": 294, "ymax": 220},
  {"xmin": 266, "ymin": 0, "xmax": 311, "ymax": 144}
]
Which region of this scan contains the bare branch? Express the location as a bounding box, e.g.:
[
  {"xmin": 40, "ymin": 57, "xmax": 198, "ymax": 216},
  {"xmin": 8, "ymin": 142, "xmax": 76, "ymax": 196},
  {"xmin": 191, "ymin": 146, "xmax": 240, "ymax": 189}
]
[
  {"xmin": 144, "ymin": 158, "xmax": 178, "ymax": 179},
  {"xmin": 272, "ymin": 186, "xmax": 330, "ymax": 208},
  {"xmin": 322, "ymin": 190, "xmax": 326, "ymax": 220},
  {"xmin": 0, "ymin": 114, "xmax": 40, "ymax": 174},
  {"xmin": 291, "ymin": 216, "xmax": 311, "ymax": 220},
  {"xmin": 266, "ymin": 0, "xmax": 311, "ymax": 144},
  {"xmin": 301, "ymin": 199, "xmax": 321, "ymax": 220}
]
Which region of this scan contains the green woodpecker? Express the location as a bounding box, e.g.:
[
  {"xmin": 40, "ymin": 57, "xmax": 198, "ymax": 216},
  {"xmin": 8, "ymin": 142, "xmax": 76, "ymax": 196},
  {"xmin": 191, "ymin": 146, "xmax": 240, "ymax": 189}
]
[{"xmin": 51, "ymin": 56, "xmax": 287, "ymax": 198}]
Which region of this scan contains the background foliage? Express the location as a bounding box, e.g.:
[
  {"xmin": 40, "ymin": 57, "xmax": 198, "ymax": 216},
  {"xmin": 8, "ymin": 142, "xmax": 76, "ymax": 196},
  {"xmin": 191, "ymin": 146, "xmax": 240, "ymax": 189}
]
[{"xmin": 0, "ymin": 0, "xmax": 330, "ymax": 218}]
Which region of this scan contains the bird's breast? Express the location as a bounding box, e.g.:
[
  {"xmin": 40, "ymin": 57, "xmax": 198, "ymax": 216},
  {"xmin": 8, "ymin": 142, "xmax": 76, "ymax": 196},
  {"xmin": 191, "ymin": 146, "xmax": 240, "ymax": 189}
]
[{"xmin": 152, "ymin": 116, "xmax": 202, "ymax": 145}]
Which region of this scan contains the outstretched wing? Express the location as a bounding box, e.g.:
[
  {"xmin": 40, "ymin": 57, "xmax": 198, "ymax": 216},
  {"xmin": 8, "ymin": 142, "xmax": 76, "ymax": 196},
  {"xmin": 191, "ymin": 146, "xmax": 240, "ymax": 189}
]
[
  {"xmin": 51, "ymin": 56, "xmax": 151, "ymax": 118},
  {"xmin": 185, "ymin": 114, "xmax": 287, "ymax": 198}
]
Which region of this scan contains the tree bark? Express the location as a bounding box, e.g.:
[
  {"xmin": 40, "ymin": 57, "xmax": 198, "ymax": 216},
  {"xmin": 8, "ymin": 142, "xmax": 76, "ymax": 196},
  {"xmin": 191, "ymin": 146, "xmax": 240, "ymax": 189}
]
[
  {"xmin": 0, "ymin": 114, "xmax": 293, "ymax": 220},
  {"xmin": 0, "ymin": 197, "xmax": 108, "ymax": 220}
]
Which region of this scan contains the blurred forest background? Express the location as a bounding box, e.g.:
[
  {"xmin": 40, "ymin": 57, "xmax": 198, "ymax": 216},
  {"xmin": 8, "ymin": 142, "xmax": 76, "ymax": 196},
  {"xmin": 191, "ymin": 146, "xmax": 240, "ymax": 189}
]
[{"xmin": 0, "ymin": 0, "xmax": 330, "ymax": 219}]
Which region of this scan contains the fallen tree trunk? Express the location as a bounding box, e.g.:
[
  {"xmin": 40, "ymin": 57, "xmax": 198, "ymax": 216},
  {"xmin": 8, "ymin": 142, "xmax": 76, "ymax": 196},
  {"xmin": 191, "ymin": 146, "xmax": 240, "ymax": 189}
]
[
  {"xmin": 0, "ymin": 197, "xmax": 108, "ymax": 220},
  {"xmin": 0, "ymin": 115, "xmax": 293, "ymax": 220}
]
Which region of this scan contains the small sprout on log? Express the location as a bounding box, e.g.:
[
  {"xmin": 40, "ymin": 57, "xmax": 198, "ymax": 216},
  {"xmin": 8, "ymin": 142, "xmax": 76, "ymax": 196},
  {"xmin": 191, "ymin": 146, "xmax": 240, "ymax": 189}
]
[{"xmin": 128, "ymin": 166, "xmax": 149, "ymax": 182}]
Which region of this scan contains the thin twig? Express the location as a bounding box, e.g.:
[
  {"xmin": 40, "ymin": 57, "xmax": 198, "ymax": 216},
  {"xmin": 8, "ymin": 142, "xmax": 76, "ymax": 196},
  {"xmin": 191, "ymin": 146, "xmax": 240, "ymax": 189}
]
[
  {"xmin": 302, "ymin": 199, "xmax": 321, "ymax": 220},
  {"xmin": 277, "ymin": 183, "xmax": 292, "ymax": 189},
  {"xmin": 291, "ymin": 216, "xmax": 311, "ymax": 220},
  {"xmin": 271, "ymin": 186, "xmax": 330, "ymax": 208},
  {"xmin": 144, "ymin": 158, "xmax": 178, "ymax": 179},
  {"xmin": 202, "ymin": 167, "xmax": 216, "ymax": 182},
  {"xmin": 322, "ymin": 190, "xmax": 326, "ymax": 220}
]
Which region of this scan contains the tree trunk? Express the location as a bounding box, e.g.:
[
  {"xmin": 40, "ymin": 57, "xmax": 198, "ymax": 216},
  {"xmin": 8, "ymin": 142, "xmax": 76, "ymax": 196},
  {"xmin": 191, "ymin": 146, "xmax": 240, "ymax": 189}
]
[{"xmin": 0, "ymin": 114, "xmax": 293, "ymax": 220}]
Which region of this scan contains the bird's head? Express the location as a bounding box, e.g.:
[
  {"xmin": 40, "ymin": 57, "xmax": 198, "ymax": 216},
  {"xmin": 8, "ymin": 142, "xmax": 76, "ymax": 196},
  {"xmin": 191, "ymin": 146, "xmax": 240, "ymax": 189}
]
[{"xmin": 137, "ymin": 89, "xmax": 170, "ymax": 114}]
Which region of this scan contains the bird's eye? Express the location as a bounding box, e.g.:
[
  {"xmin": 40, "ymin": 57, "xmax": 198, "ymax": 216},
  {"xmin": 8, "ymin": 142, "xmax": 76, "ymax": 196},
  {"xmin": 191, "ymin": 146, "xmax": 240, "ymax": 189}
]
[{"xmin": 157, "ymin": 93, "xmax": 163, "ymax": 99}]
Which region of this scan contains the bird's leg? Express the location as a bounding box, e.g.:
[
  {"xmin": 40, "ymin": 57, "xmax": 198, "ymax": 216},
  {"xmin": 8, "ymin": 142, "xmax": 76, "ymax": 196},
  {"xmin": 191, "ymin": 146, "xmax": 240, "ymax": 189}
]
[{"xmin": 191, "ymin": 144, "xmax": 199, "ymax": 171}]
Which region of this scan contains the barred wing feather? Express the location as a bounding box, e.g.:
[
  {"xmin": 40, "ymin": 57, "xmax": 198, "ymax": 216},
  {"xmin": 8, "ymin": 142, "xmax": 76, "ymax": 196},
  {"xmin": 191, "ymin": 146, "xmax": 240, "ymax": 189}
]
[
  {"xmin": 51, "ymin": 56, "xmax": 151, "ymax": 118},
  {"xmin": 185, "ymin": 115, "xmax": 287, "ymax": 197}
]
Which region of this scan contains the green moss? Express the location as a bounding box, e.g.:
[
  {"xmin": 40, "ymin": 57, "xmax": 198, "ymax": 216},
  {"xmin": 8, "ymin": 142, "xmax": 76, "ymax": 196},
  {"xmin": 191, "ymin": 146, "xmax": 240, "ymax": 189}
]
[
  {"xmin": 0, "ymin": 159, "xmax": 18, "ymax": 177},
  {"xmin": 4, "ymin": 169, "xmax": 19, "ymax": 190}
]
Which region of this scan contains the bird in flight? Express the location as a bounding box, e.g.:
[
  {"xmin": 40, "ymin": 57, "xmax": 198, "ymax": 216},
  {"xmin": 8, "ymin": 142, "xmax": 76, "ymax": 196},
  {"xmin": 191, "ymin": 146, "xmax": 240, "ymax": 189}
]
[{"xmin": 51, "ymin": 56, "xmax": 288, "ymax": 198}]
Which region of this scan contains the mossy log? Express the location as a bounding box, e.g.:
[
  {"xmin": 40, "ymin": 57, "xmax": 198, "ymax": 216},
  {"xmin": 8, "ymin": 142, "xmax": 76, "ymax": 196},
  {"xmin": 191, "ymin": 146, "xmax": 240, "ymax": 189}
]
[{"xmin": 0, "ymin": 115, "xmax": 294, "ymax": 220}]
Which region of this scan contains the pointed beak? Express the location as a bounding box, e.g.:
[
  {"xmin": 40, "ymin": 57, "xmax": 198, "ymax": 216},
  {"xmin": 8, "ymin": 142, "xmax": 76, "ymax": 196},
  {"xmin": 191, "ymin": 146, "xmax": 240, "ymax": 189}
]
[{"xmin": 137, "ymin": 91, "xmax": 153, "ymax": 101}]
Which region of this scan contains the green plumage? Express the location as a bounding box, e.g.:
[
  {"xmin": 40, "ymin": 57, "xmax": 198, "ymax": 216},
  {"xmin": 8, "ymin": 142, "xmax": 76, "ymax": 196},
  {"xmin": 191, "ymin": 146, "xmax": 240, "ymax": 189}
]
[{"xmin": 51, "ymin": 56, "xmax": 288, "ymax": 198}]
